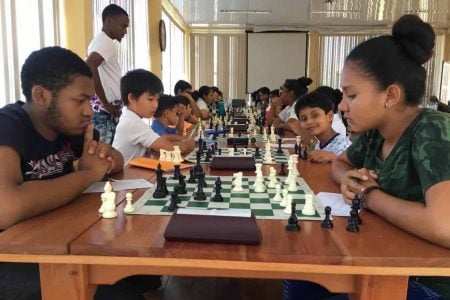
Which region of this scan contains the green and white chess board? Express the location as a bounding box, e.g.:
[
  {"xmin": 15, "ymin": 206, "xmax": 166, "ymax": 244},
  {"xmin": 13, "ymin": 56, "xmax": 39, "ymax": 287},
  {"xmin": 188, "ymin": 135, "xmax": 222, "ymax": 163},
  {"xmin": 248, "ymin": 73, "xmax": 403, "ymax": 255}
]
[
  {"xmin": 129, "ymin": 175, "xmax": 325, "ymax": 220},
  {"xmin": 183, "ymin": 148, "xmax": 291, "ymax": 165}
]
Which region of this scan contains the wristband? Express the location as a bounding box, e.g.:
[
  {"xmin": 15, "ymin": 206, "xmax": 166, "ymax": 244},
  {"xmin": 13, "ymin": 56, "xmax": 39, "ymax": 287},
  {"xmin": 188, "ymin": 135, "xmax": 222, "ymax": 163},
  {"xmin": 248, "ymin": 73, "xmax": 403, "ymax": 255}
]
[{"xmin": 360, "ymin": 186, "xmax": 381, "ymax": 209}]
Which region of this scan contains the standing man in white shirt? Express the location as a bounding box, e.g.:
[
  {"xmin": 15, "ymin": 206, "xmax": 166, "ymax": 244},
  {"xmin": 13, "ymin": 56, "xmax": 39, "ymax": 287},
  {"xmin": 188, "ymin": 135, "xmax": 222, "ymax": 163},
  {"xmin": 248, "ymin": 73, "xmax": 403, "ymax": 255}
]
[{"xmin": 86, "ymin": 4, "xmax": 129, "ymax": 144}]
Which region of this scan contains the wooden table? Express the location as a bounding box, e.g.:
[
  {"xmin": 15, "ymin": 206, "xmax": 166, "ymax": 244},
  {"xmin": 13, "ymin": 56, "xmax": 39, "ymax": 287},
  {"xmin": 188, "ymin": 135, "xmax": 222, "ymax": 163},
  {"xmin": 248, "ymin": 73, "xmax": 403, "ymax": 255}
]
[{"xmin": 0, "ymin": 158, "xmax": 449, "ymax": 300}]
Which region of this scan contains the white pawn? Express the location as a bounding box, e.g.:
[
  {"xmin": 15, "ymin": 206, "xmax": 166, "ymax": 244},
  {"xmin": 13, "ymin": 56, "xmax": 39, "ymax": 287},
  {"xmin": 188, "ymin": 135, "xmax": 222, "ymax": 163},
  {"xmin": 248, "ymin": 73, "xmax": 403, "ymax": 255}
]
[
  {"xmin": 280, "ymin": 189, "xmax": 289, "ymax": 207},
  {"xmin": 243, "ymin": 148, "xmax": 247, "ymax": 155},
  {"xmin": 273, "ymin": 184, "xmax": 282, "ymax": 202},
  {"xmin": 99, "ymin": 193, "xmax": 107, "ymax": 214},
  {"xmin": 288, "ymin": 176, "xmax": 298, "ymax": 192},
  {"xmin": 302, "ymin": 194, "xmax": 316, "ymax": 216},
  {"xmin": 283, "ymin": 195, "xmax": 293, "ymax": 214},
  {"xmin": 123, "ymin": 192, "xmax": 135, "ymax": 214},
  {"xmin": 229, "ymin": 127, "xmax": 234, "ymax": 137},
  {"xmin": 254, "ymin": 177, "xmax": 266, "ymax": 193},
  {"xmin": 268, "ymin": 167, "xmax": 278, "ymax": 188}
]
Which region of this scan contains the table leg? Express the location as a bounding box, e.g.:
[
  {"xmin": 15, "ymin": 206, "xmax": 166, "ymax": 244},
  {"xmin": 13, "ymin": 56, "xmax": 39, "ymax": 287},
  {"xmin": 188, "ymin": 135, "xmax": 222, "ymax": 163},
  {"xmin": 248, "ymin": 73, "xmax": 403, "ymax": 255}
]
[
  {"xmin": 40, "ymin": 263, "xmax": 96, "ymax": 300},
  {"xmin": 349, "ymin": 275, "xmax": 408, "ymax": 300}
]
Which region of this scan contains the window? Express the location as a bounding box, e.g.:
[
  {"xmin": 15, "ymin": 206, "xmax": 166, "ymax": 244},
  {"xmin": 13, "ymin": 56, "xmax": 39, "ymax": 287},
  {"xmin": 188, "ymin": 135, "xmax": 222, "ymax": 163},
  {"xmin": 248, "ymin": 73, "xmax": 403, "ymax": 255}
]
[
  {"xmin": 162, "ymin": 11, "xmax": 185, "ymax": 95},
  {"xmin": 0, "ymin": 0, "xmax": 61, "ymax": 106},
  {"xmin": 318, "ymin": 33, "xmax": 445, "ymax": 102},
  {"xmin": 92, "ymin": 0, "xmax": 149, "ymax": 74},
  {"xmin": 190, "ymin": 33, "xmax": 246, "ymax": 100}
]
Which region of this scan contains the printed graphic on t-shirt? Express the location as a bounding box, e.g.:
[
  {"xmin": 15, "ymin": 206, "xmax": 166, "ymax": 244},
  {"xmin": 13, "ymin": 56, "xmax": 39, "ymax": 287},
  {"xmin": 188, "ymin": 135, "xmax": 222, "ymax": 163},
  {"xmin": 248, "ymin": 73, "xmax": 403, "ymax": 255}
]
[{"xmin": 25, "ymin": 143, "xmax": 75, "ymax": 179}]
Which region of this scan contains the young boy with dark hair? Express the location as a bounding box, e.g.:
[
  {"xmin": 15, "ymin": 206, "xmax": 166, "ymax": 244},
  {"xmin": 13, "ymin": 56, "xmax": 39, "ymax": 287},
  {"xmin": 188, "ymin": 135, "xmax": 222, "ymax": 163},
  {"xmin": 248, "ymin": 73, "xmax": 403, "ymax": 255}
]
[
  {"xmin": 295, "ymin": 90, "xmax": 351, "ymax": 163},
  {"xmin": 151, "ymin": 94, "xmax": 183, "ymax": 135},
  {"xmin": 113, "ymin": 70, "xmax": 195, "ymax": 164},
  {"xmin": 175, "ymin": 95, "xmax": 199, "ymax": 126}
]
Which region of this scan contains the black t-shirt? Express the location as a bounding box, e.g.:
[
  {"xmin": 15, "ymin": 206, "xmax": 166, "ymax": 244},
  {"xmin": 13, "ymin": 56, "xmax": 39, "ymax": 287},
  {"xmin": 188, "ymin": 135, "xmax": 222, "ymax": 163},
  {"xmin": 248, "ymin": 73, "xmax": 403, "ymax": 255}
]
[{"xmin": 0, "ymin": 102, "xmax": 86, "ymax": 181}]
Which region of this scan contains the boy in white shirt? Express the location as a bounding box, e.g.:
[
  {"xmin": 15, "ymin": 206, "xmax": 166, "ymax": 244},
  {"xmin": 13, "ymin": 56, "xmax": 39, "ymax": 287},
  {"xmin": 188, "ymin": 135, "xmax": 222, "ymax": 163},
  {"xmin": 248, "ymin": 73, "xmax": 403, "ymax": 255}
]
[{"xmin": 113, "ymin": 69, "xmax": 195, "ymax": 164}]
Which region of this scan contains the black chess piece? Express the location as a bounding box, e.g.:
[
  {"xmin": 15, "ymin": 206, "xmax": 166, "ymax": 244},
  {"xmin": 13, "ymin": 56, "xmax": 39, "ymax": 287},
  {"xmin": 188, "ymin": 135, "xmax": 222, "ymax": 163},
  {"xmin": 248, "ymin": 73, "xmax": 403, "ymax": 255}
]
[
  {"xmin": 209, "ymin": 118, "xmax": 213, "ymax": 129},
  {"xmin": 173, "ymin": 164, "xmax": 181, "ymax": 180},
  {"xmin": 152, "ymin": 171, "xmax": 166, "ymax": 198},
  {"xmin": 193, "ymin": 172, "xmax": 207, "ymax": 200},
  {"xmin": 187, "ymin": 168, "xmax": 197, "ymax": 183},
  {"xmin": 321, "ymin": 206, "xmax": 333, "ymax": 228},
  {"xmin": 204, "ymin": 151, "xmax": 211, "ymax": 162},
  {"xmin": 259, "ymin": 125, "xmax": 263, "ymax": 135},
  {"xmin": 198, "ymin": 138, "xmax": 203, "ymax": 153},
  {"xmin": 254, "ymin": 146, "xmax": 261, "ymax": 158},
  {"xmin": 346, "ymin": 210, "xmax": 360, "ymax": 232},
  {"xmin": 233, "ymin": 143, "xmax": 238, "ymax": 152},
  {"xmin": 212, "ymin": 132, "xmax": 218, "ymax": 140},
  {"xmin": 222, "ymin": 129, "xmax": 226, "ymax": 137},
  {"xmin": 214, "ymin": 124, "xmax": 219, "ymax": 132},
  {"xmin": 302, "ymin": 147, "xmax": 308, "ymax": 160},
  {"xmin": 218, "ymin": 148, "xmax": 222, "ymax": 155},
  {"xmin": 202, "ymin": 141, "xmax": 207, "ymax": 151},
  {"xmin": 177, "ymin": 174, "xmax": 187, "ymax": 194},
  {"xmin": 294, "ymin": 143, "xmax": 299, "ymax": 155},
  {"xmin": 277, "ymin": 138, "xmax": 283, "ymax": 154},
  {"xmin": 212, "ymin": 177, "xmax": 224, "ymax": 202},
  {"xmin": 285, "ymin": 202, "xmax": 300, "ymax": 231},
  {"xmin": 279, "ymin": 162, "xmax": 287, "ymax": 176},
  {"xmin": 168, "ymin": 187, "xmax": 180, "ymax": 211},
  {"xmin": 351, "ymin": 196, "xmax": 362, "ymax": 225}
]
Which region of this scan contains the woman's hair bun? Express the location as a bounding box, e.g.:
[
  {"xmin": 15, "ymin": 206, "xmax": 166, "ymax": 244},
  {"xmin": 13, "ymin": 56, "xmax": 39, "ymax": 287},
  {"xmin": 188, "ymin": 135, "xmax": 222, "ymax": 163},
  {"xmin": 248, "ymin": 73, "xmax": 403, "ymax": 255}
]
[
  {"xmin": 297, "ymin": 76, "xmax": 313, "ymax": 88},
  {"xmin": 392, "ymin": 14, "xmax": 435, "ymax": 64}
]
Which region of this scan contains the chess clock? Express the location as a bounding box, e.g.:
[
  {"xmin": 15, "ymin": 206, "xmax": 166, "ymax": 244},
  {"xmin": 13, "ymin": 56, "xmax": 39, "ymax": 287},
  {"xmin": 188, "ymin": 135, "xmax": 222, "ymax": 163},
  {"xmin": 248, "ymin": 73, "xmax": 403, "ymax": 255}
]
[{"xmin": 159, "ymin": 19, "xmax": 166, "ymax": 51}]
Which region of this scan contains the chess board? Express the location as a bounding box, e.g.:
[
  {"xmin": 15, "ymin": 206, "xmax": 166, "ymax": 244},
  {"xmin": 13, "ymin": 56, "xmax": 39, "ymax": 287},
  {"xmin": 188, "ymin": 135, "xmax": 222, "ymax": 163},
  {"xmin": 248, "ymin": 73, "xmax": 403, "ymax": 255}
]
[
  {"xmin": 183, "ymin": 148, "xmax": 291, "ymax": 165},
  {"xmin": 129, "ymin": 175, "xmax": 325, "ymax": 220},
  {"xmin": 212, "ymin": 133, "xmax": 280, "ymax": 143}
]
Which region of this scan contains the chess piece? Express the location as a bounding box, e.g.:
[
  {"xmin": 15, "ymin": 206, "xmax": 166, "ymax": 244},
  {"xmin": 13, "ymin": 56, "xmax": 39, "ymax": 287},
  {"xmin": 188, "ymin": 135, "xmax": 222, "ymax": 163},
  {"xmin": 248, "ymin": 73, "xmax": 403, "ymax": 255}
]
[
  {"xmin": 279, "ymin": 162, "xmax": 287, "ymax": 176},
  {"xmin": 193, "ymin": 172, "xmax": 207, "ymax": 200},
  {"xmin": 153, "ymin": 168, "xmax": 167, "ymax": 198},
  {"xmin": 321, "ymin": 206, "xmax": 333, "ymax": 228},
  {"xmin": 168, "ymin": 187, "xmax": 180, "ymax": 211},
  {"xmin": 277, "ymin": 138, "xmax": 283, "ymax": 154},
  {"xmin": 254, "ymin": 146, "xmax": 261, "ymax": 158},
  {"xmin": 346, "ymin": 210, "xmax": 360, "ymax": 232},
  {"xmin": 232, "ymin": 172, "xmax": 244, "ymax": 192},
  {"xmin": 102, "ymin": 190, "xmax": 117, "ymax": 219},
  {"xmin": 177, "ymin": 174, "xmax": 187, "ymax": 194},
  {"xmin": 302, "ymin": 147, "xmax": 308, "ymax": 160},
  {"xmin": 301, "ymin": 194, "xmax": 315, "ymax": 216},
  {"xmin": 173, "ymin": 164, "xmax": 181, "ymax": 180},
  {"xmin": 273, "ymin": 184, "xmax": 282, "ymax": 202},
  {"xmin": 294, "ymin": 143, "xmax": 299, "ymax": 155},
  {"xmin": 352, "ymin": 196, "xmax": 362, "ymax": 224},
  {"xmin": 283, "ymin": 195, "xmax": 293, "ymax": 214},
  {"xmin": 285, "ymin": 202, "xmax": 300, "ymax": 231},
  {"xmin": 187, "ymin": 168, "xmax": 197, "ymax": 183},
  {"xmin": 212, "ymin": 177, "xmax": 224, "ymax": 202},
  {"xmin": 123, "ymin": 192, "xmax": 135, "ymax": 214}
]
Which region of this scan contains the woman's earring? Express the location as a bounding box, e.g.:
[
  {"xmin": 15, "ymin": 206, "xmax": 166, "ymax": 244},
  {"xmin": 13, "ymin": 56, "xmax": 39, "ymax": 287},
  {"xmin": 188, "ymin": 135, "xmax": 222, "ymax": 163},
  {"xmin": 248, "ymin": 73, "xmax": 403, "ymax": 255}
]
[{"xmin": 384, "ymin": 101, "xmax": 388, "ymax": 108}]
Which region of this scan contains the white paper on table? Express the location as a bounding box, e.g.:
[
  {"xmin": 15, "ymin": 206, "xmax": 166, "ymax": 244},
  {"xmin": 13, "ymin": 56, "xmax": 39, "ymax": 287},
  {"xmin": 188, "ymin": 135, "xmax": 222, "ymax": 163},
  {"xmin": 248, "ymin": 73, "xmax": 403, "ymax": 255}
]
[
  {"xmin": 316, "ymin": 192, "xmax": 351, "ymax": 216},
  {"xmin": 83, "ymin": 179, "xmax": 153, "ymax": 193}
]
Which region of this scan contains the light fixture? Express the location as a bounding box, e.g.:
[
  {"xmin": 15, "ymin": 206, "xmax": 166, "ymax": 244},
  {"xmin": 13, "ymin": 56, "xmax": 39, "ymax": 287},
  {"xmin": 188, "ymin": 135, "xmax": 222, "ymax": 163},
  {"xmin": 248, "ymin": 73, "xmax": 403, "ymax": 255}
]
[{"xmin": 219, "ymin": 9, "xmax": 271, "ymax": 15}]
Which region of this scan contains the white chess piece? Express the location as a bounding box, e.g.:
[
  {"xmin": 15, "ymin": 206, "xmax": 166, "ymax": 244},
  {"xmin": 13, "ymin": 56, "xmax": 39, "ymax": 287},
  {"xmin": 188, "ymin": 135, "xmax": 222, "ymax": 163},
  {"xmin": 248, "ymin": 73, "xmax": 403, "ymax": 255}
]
[
  {"xmin": 296, "ymin": 135, "xmax": 301, "ymax": 146},
  {"xmin": 254, "ymin": 176, "xmax": 266, "ymax": 193},
  {"xmin": 284, "ymin": 195, "xmax": 293, "ymax": 214},
  {"xmin": 301, "ymin": 194, "xmax": 316, "ymax": 216},
  {"xmin": 159, "ymin": 149, "xmax": 166, "ymax": 161},
  {"xmin": 228, "ymin": 148, "xmax": 235, "ymax": 156},
  {"xmin": 123, "ymin": 192, "xmax": 135, "ymax": 214},
  {"xmin": 268, "ymin": 167, "xmax": 278, "ymax": 188},
  {"xmin": 243, "ymin": 148, "xmax": 247, "ymax": 155},
  {"xmin": 102, "ymin": 190, "xmax": 117, "ymax": 218},
  {"xmin": 280, "ymin": 189, "xmax": 288, "ymax": 207},
  {"xmin": 172, "ymin": 146, "xmax": 183, "ymax": 164},
  {"xmin": 99, "ymin": 193, "xmax": 107, "ymax": 214},
  {"xmin": 229, "ymin": 127, "xmax": 234, "ymax": 137},
  {"xmin": 232, "ymin": 172, "xmax": 244, "ymax": 192},
  {"xmin": 287, "ymin": 176, "xmax": 298, "ymax": 192},
  {"xmin": 273, "ymin": 184, "xmax": 282, "ymax": 202}
]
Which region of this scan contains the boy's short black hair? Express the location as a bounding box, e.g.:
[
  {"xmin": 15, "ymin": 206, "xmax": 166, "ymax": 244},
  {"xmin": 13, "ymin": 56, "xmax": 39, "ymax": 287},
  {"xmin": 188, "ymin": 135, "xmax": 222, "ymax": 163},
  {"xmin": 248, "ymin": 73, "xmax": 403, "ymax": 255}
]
[
  {"xmin": 102, "ymin": 4, "xmax": 128, "ymax": 23},
  {"xmin": 120, "ymin": 69, "xmax": 163, "ymax": 106},
  {"xmin": 175, "ymin": 95, "xmax": 190, "ymax": 107},
  {"xmin": 199, "ymin": 86, "xmax": 212, "ymax": 99},
  {"xmin": 190, "ymin": 90, "xmax": 199, "ymax": 101},
  {"xmin": 154, "ymin": 94, "xmax": 178, "ymax": 118},
  {"xmin": 258, "ymin": 87, "xmax": 270, "ymax": 95},
  {"xmin": 295, "ymin": 91, "xmax": 334, "ymax": 119},
  {"xmin": 20, "ymin": 46, "xmax": 92, "ymax": 101},
  {"xmin": 270, "ymin": 89, "xmax": 279, "ymax": 97},
  {"xmin": 174, "ymin": 80, "xmax": 192, "ymax": 95}
]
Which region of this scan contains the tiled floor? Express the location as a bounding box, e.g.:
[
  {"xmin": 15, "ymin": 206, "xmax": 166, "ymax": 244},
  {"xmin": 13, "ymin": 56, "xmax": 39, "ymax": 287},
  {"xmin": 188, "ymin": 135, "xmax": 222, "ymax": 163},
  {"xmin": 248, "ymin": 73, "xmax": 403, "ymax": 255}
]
[{"xmin": 145, "ymin": 276, "xmax": 283, "ymax": 300}]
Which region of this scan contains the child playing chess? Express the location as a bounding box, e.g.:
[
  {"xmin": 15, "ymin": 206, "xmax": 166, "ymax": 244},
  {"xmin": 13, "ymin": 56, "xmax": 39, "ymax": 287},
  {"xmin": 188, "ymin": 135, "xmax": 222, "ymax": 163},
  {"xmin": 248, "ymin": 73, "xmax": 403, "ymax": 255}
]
[
  {"xmin": 176, "ymin": 95, "xmax": 199, "ymax": 127},
  {"xmin": 295, "ymin": 91, "xmax": 351, "ymax": 163},
  {"xmin": 151, "ymin": 94, "xmax": 184, "ymax": 135},
  {"xmin": 112, "ymin": 69, "xmax": 195, "ymax": 164}
]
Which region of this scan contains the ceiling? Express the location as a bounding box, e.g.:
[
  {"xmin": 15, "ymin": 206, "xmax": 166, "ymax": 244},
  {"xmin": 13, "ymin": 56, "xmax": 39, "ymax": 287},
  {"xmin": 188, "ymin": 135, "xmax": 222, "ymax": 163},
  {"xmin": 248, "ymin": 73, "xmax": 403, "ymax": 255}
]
[{"xmin": 168, "ymin": 0, "xmax": 450, "ymax": 31}]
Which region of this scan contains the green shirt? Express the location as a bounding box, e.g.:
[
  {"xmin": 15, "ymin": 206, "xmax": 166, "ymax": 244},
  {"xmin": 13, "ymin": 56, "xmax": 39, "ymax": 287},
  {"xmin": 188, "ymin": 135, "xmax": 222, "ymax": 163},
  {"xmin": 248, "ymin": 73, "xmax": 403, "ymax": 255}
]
[{"xmin": 346, "ymin": 109, "xmax": 450, "ymax": 204}]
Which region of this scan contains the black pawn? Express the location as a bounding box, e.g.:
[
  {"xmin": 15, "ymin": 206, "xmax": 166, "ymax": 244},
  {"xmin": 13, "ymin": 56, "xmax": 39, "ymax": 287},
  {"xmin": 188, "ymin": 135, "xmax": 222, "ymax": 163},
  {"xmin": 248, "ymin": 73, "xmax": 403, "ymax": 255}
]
[
  {"xmin": 152, "ymin": 173, "xmax": 166, "ymax": 199},
  {"xmin": 168, "ymin": 187, "xmax": 179, "ymax": 211},
  {"xmin": 294, "ymin": 143, "xmax": 299, "ymax": 155},
  {"xmin": 218, "ymin": 148, "xmax": 222, "ymax": 155},
  {"xmin": 254, "ymin": 147, "xmax": 261, "ymax": 158},
  {"xmin": 346, "ymin": 210, "xmax": 360, "ymax": 232},
  {"xmin": 351, "ymin": 196, "xmax": 362, "ymax": 225},
  {"xmin": 212, "ymin": 177, "xmax": 223, "ymax": 202},
  {"xmin": 277, "ymin": 138, "xmax": 283, "ymax": 154},
  {"xmin": 279, "ymin": 162, "xmax": 287, "ymax": 176},
  {"xmin": 173, "ymin": 164, "xmax": 181, "ymax": 180},
  {"xmin": 187, "ymin": 168, "xmax": 197, "ymax": 183},
  {"xmin": 193, "ymin": 172, "xmax": 207, "ymax": 201},
  {"xmin": 285, "ymin": 202, "xmax": 300, "ymax": 231},
  {"xmin": 177, "ymin": 174, "xmax": 187, "ymax": 194},
  {"xmin": 321, "ymin": 206, "xmax": 333, "ymax": 228}
]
